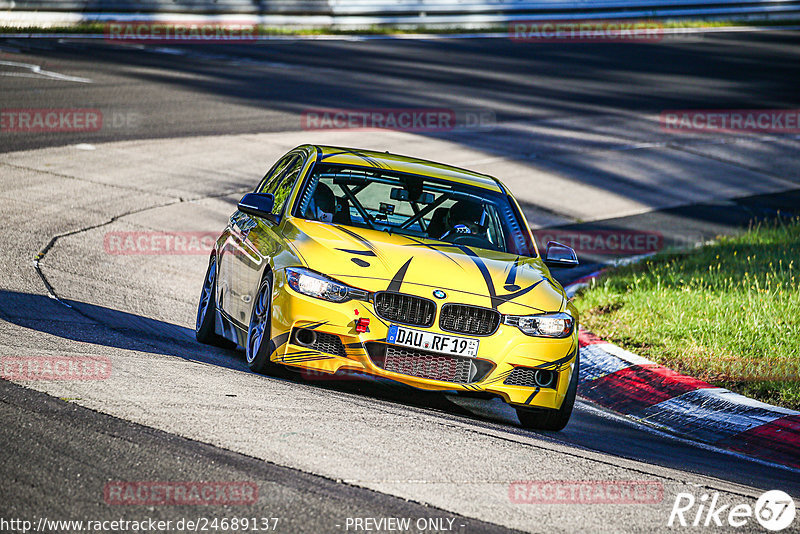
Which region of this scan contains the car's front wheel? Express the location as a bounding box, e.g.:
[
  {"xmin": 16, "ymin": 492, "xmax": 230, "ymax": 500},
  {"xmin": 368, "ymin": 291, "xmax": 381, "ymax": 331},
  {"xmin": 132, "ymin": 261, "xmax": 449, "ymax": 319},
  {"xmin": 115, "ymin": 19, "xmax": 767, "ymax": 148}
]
[
  {"xmin": 515, "ymin": 349, "xmax": 579, "ymax": 431},
  {"xmin": 246, "ymin": 272, "xmax": 278, "ymax": 374},
  {"xmin": 196, "ymin": 254, "xmax": 236, "ymax": 349}
]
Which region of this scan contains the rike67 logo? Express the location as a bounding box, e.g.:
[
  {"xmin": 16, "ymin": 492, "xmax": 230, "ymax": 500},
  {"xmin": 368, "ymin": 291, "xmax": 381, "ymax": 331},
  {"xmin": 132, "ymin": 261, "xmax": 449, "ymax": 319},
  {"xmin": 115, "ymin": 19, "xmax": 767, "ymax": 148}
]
[{"xmin": 668, "ymin": 490, "xmax": 796, "ymax": 531}]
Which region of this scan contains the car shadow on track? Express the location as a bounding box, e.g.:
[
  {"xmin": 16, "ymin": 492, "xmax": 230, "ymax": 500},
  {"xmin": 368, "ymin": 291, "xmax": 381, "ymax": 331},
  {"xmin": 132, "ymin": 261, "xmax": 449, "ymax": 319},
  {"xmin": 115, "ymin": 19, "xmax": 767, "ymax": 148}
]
[
  {"xmin": 0, "ymin": 289, "xmax": 246, "ymax": 371},
  {"xmin": 6, "ymin": 291, "xmax": 800, "ymax": 495},
  {"xmin": 0, "ymin": 289, "xmax": 508, "ymax": 424}
]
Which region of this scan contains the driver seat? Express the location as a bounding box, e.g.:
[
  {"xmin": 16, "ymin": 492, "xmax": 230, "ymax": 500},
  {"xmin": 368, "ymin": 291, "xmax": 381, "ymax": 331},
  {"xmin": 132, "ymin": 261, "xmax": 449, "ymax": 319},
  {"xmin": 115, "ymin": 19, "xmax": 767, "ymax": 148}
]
[
  {"xmin": 427, "ymin": 207, "xmax": 449, "ymax": 240},
  {"xmin": 305, "ymin": 183, "xmax": 336, "ymax": 222}
]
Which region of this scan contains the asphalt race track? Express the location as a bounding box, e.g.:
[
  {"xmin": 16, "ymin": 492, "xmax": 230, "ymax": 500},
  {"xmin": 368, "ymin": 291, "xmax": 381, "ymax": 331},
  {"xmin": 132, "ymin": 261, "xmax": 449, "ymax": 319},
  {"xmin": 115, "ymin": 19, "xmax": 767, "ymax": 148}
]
[{"xmin": 1, "ymin": 31, "xmax": 800, "ymax": 533}]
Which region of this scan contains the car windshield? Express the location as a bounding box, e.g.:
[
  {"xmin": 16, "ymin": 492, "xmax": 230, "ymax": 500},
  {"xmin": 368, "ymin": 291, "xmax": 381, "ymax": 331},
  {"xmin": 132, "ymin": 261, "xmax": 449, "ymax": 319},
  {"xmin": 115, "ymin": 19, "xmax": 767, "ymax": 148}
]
[{"xmin": 294, "ymin": 163, "xmax": 535, "ymax": 256}]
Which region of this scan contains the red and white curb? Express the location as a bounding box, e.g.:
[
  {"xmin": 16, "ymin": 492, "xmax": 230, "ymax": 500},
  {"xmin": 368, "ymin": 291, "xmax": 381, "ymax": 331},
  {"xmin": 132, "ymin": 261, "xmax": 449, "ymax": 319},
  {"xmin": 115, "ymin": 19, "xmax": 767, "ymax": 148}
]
[{"xmin": 566, "ymin": 275, "xmax": 800, "ymax": 470}]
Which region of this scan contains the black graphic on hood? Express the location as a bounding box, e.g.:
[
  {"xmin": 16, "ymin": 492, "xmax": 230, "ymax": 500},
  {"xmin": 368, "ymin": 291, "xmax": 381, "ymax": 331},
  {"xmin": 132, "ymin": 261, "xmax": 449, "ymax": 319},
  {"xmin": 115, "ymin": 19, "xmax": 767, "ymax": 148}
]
[
  {"xmin": 444, "ymin": 243, "xmax": 541, "ymax": 309},
  {"xmin": 332, "ymin": 225, "xmax": 391, "ymax": 269},
  {"xmin": 387, "ymin": 258, "xmax": 413, "ymax": 293},
  {"xmin": 504, "ymin": 256, "xmax": 523, "ymax": 291},
  {"xmin": 334, "ymin": 225, "xmax": 380, "ymax": 254},
  {"xmin": 336, "ymin": 248, "xmax": 377, "ymax": 257},
  {"xmin": 402, "ymin": 239, "xmax": 545, "ymax": 309},
  {"xmin": 402, "ymin": 236, "xmax": 464, "ymax": 268}
]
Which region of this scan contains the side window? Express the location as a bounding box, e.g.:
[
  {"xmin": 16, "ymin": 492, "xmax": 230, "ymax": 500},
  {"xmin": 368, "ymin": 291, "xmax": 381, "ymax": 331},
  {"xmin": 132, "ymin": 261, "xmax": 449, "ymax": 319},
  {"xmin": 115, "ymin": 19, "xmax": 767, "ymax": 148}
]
[
  {"xmin": 255, "ymin": 154, "xmax": 296, "ymax": 194},
  {"xmin": 268, "ymin": 156, "xmax": 304, "ymax": 216}
]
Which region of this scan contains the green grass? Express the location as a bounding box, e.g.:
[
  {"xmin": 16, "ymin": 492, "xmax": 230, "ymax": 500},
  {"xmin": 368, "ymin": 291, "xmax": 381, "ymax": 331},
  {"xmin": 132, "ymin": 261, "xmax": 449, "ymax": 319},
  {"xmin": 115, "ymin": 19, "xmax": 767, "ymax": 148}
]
[
  {"xmin": 1, "ymin": 18, "xmax": 799, "ymax": 36},
  {"xmin": 573, "ymin": 217, "xmax": 800, "ymax": 409},
  {"xmin": 0, "ymin": 24, "xmax": 503, "ymax": 35}
]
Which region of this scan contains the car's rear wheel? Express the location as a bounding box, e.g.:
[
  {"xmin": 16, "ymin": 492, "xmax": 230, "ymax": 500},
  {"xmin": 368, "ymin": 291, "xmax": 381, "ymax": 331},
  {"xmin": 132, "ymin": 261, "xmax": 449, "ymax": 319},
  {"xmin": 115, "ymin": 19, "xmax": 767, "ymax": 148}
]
[
  {"xmin": 246, "ymin": 272, "xmax": 277, "ymax": 374},
  {"xmin": 515, "ymin": 349, "xmax": 579, "ymax": 431},
  {"xmin": 196, "ymin": 254, "xmax": 236, "ymax": 349}
]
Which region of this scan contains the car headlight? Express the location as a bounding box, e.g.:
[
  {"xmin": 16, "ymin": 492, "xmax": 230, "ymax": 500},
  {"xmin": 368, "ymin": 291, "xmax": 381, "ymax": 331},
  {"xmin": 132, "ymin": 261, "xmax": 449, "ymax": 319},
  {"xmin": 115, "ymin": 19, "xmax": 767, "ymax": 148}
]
[
  {"xmin": 286, "ymin": 267, "xmax": 368, "ymax": 303},
  {"xmin": 503, "ymin": 312, "xmax": 574, "ymax": 338}
]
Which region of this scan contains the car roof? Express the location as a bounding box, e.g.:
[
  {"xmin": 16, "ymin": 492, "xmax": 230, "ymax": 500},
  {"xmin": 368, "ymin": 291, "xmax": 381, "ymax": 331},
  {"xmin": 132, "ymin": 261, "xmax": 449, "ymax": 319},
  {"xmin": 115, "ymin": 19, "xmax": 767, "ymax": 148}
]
[{"xmin": 312, "ymin": 145, "xmax": 504, "ymax": 193}]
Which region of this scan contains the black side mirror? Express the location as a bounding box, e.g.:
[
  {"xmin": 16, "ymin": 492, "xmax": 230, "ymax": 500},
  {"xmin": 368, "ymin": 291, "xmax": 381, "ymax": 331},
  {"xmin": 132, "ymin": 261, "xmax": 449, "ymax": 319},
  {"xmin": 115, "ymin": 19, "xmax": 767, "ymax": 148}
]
[
  {"xmin": 543, "ymin": 241, "xmax": 579, "ymax": 268},
  {"xmin": 238, "ymin": 193, "xmax": 277, "ymax": 223}
]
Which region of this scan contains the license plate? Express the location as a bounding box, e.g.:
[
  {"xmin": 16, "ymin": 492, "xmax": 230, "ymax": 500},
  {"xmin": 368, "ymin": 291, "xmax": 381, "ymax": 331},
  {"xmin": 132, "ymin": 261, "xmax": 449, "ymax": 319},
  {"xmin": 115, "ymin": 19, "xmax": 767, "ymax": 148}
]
[{"xmin": 386, "ymin": 325, "xmax": 479, "ymax": 357}]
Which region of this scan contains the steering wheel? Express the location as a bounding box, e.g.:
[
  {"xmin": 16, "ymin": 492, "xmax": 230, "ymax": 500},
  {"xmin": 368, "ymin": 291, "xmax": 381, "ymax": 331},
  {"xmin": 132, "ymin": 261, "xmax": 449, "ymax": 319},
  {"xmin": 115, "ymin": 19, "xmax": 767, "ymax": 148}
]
[
  {"xmin": 451, "ymin": 233, "xmax": 493, "ymax": 248},
  {"xmin": 438, "ymin": 224, "xmax": 474, "ymax": 242}
]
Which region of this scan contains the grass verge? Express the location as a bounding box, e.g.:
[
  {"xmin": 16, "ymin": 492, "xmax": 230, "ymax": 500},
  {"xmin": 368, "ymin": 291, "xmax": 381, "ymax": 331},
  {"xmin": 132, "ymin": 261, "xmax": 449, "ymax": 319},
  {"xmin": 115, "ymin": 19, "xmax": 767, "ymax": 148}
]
[
  {"xmin": 0, "ymin": 23, "xmax": 501, "ymax": 35},
  {"xmin": 1, "ymin": 18, "xmax": 799, "ymax": 36},
  {"xmin": 573, "ymin": 217, "xmax": 800, "ymax": 409}
]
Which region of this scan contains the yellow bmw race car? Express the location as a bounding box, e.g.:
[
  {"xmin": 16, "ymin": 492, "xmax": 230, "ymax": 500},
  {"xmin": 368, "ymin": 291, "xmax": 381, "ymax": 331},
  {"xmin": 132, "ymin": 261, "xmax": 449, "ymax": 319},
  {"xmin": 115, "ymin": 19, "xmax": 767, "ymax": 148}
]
[{"xmin": 196, "ymin": 145, "xmax": 581, "ymax": 430}]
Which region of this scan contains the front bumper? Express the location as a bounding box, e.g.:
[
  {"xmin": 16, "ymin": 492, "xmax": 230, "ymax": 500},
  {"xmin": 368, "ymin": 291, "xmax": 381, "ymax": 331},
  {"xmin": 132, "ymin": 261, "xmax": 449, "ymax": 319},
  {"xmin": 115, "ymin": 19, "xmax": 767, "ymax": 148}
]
[{"xmin": 269, "ymin": 270, "xmax": 579, "ymax": 410}]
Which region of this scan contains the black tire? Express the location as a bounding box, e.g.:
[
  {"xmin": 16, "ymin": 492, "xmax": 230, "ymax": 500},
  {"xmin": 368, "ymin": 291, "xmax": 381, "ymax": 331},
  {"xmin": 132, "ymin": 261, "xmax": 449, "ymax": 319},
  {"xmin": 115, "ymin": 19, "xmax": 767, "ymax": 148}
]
[
  {"xmin": 515, "ymin": 348, "xmax": 580, "ymax": 431},
  {"xmin": 196, "ymin": 254, "xmax": 237, "ymax": 349},
  {"xmin": 246, "ymin": 272, "xmax": 278, "ymax": 374}
]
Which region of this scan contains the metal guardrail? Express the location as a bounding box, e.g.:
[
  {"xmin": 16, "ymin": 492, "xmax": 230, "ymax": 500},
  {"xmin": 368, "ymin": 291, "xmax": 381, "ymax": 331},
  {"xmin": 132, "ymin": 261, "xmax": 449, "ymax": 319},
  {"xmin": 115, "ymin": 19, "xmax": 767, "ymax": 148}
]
[{"xmin": 2, "ymin": 0, "xmax": 800, "ymax": 25}]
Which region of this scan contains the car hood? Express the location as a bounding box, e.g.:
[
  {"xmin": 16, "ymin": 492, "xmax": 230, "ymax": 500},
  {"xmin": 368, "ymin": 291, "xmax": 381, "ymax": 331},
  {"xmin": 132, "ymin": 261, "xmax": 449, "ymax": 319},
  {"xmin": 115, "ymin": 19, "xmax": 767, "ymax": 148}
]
[{"xmin": 286, "ymin": 219, "xmax": 565, "ymax": 314}]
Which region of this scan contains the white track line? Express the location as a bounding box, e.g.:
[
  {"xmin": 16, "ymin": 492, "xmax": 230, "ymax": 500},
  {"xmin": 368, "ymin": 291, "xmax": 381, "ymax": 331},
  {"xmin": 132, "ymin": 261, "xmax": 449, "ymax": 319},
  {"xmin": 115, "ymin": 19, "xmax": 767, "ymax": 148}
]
[
  {"xmin": 0, "ymin": 59, "xmax": 92, "ymax": 83},
  {"xmin": 577, "ymin": 400, "xmax": 800, "ymax": 474}
]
